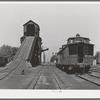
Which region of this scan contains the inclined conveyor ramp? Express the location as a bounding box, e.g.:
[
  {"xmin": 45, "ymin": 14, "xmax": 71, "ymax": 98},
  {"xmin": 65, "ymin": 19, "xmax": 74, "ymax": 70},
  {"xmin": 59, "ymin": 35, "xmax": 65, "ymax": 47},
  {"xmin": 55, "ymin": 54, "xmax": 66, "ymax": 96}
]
[{"xmin": 4, "ymin": 36, "xmax": 36, "ymax": 71}]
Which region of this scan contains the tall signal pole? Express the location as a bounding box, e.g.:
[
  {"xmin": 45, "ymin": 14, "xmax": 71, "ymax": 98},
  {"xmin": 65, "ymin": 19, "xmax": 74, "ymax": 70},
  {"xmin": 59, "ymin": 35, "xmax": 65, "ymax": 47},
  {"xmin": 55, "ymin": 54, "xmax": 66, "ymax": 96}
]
[{"xmin": 43, "ymin": 52, "xmax": 46, "ymax": 64}]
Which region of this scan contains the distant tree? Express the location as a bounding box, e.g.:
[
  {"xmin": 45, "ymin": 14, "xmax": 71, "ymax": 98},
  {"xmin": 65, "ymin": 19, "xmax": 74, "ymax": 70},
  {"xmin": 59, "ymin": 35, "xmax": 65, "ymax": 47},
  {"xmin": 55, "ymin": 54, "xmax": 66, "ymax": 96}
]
[
  {"xmin": 94, "ymin": 51, "xmax": 100, "ymax": 59},
  {"xmin": 11, "ymin": 47, "xmax": 19, "ymax": 55},
  {"xmin": 50, "ymin": 54, "xmax": 57, "ymax": 62},
  {"xmin": 0, "ymin": 45, "xmax": 19, "ymax": 57}
]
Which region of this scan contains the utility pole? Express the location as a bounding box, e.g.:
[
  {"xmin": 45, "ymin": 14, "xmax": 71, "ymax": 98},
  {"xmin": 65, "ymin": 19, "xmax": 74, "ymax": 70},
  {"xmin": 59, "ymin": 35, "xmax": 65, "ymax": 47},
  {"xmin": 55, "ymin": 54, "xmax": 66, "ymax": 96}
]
[
  {"xmin": 41, "ymin": 47, "xmax": 49, "ymax": 65},
  {"xmin": 43, "ymin": 52, "xmax": 46, "ymax": 64}
]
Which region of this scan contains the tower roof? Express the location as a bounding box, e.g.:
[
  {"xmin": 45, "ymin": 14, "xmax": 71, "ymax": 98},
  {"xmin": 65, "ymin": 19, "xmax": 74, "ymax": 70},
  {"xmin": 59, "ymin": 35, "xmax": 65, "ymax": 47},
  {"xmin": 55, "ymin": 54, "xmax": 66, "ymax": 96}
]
[{"xmin": 23, "ymin": 20, "xmax": 40, "ymax": 30}]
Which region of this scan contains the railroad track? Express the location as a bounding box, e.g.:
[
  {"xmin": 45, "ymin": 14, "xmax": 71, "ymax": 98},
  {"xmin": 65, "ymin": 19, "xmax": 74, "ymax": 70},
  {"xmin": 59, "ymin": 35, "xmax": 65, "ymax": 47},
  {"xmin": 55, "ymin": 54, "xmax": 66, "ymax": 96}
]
[
  {"xmin": 87, "ymin": 67, "xmax": 100, "ymax": 78},
  {"xmin": 90, "ymin": 67, "xmax": 100, "ymax": 73},
  {"xmin": 88, "ymin": 73, "xmax": 100, "ymax": 78},
  {"xmin": 28, "ymin": 65, "xmax": 100, "ymax": 89},
  {"xmin": 76, "ymin": 74, "xmax": 100, "ymax": 87},
  {"xmin": 28, "ymin": 65, "xmax": 62, "ymax": 89},
  {"xmin": 27, "ymin": 66, "xmax": 44, "ymax": 89},
  {"xmin": 50, "ymin": 66, "xmax": 100, "ymax": 89},
  {"xmin": 75, "ymin": 66, "xmax": 100, "ymax": 84},
  {"xmin": 49, "ymin": 66, "xmax": 62, "ymax": 89},
  {"xmin": 90, "ymin": 69, "xmax": 100, "ymax": 73},
  {"xmin": 55, "ymin": 65, "xmax": 100, "ymax": 88}
]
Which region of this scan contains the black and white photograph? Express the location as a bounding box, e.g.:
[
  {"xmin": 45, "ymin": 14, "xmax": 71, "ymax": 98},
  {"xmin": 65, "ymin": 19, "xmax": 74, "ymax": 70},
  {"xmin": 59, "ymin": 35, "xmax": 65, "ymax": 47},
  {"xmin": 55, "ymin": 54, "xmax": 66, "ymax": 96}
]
[{"xmin": 0, "ymin": 1, "xmax": 100, "ymax": 92}]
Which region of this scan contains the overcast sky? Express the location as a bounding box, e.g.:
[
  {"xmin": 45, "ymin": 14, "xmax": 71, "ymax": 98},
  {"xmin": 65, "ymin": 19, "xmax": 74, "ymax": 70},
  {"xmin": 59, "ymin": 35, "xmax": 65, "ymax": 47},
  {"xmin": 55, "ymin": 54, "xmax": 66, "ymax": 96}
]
[{"xmin": 0, "ymin": 2, "xmax": 100, "ymax": 61}]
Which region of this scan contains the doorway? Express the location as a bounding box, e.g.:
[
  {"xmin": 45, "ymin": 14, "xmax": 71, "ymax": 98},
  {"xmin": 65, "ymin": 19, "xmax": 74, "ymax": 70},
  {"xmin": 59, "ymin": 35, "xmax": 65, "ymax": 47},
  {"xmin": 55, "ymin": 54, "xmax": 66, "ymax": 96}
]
[
  {"xmin": 78, "ymin": 46, "xmax": 83, "ymax": 63},
  {"xmin": 27, "ymin": 24, "xmax": 35, "ymax": 36}
]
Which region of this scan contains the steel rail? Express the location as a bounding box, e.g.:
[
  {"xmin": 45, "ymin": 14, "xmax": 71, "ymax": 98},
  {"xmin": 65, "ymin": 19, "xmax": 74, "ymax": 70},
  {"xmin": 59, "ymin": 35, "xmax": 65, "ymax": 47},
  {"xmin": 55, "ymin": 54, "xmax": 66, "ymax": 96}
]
[
  {"xmin": 30, "ymin": 67, "xmax": 44, "ymax": 89},
  {"xmin": 76, "ymin": 74, "xmax": 100, "ymax": 87},
  {"xmin": 49, "ymin": 66, "xmax": 62, "ymax": 89}
]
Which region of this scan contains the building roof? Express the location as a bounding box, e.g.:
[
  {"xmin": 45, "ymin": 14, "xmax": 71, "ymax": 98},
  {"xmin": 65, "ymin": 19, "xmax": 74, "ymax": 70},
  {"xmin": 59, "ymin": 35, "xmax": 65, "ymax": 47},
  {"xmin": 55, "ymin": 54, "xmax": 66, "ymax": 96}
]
[
  {"xmin": 67, "ymin": 34, "xmax": 90, "ymax": 41},
  {"xmin": 23, "ymin": 20, "xmax": 40, "ymax": 30},
  {"xmin": 67, "ymin": 37, "xmax": 90, "ymax": 41}
]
